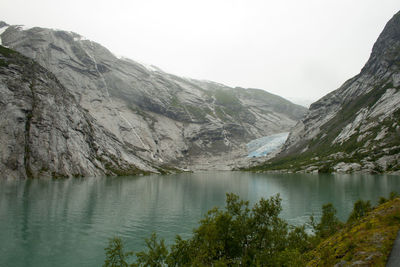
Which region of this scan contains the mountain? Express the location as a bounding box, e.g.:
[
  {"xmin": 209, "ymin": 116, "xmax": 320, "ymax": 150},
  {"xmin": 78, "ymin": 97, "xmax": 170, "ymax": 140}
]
[
  {"xmin": 0, "ymin": 22, "xmax": 306, "ymax": 177},
  {"xmin": 0, "ymin": 46, "xmax": 165, "ymax": 178},
  {"xmin": 246, "ymin": 11, "xmax": 400, "ymax": 174}
]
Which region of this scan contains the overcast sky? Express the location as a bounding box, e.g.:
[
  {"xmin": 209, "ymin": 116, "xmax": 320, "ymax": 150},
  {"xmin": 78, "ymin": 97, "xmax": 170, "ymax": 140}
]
[{"xmin": 1, "ymin": 0, "xmax": 400, "ymax": 104}]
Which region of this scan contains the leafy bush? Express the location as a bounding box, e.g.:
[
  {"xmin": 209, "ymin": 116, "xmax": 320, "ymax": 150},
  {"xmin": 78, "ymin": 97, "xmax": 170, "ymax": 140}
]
[
  {"xmin": 104, "ymin": 193, "xmax": 311, "ymax": 266},
  {"xmin": 379, "ymin": 196, "xmax": 388, "ymax": 205},
  {"xmin": 310, "ymin": 203, "xmax": 342, "ymax": 239},
  {"xmin": 347, "ymin": 200, "xmax": 372, "ymax": 224},
  {"xmin": 379, "ymin": 191, "xmax": 399, "ymax": 205},
  {"xmin": 104, "ymin": 192, "xmax": 399, "ymax": 266},
  {"xmin": 135, "ymin": 233, "xmax": 168, "ymax": 267},
  {"xmin": 103, "ymin": 237, "xmax": 133, "ymax": 267},
  {"xmin": 389, "ymin": 191, "xmax": 399, "ymax": 200}
]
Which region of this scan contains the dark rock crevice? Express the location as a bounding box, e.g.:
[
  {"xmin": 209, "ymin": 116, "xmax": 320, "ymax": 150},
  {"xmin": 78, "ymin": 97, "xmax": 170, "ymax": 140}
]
[{"xmin": 23, "ymin": 81, "xmax": 36, "ymax": 178}]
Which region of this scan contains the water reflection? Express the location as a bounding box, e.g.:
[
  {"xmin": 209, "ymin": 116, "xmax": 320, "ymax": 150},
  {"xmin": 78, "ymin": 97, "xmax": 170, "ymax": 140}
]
[{"xmin": 0, "ymin": 172, "xmax": 399, "ymax": 267}]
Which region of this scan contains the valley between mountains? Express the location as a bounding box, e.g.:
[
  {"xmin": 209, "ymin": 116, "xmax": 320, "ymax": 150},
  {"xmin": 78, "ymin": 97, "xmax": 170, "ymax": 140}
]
[
  {"xmin": 1, "ymin": 11, "xmax": 400, "ymax": 178},
  {"xmin": 0, "ymin": 20, "xmax": 306, "ymax": 178}
]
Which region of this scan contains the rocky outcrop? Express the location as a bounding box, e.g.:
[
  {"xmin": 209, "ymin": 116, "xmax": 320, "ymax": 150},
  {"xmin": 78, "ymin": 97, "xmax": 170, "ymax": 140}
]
[
  {"xmin": 0, "ymin": 46, "xmax": 168, "ymax": 178},
  {"xmin": 246, "ymin": 10, "xmax": 400, "ymax": 174},
  {"xmin": 0, "ymin": 22, "xmax": 306, "ymax": 175}
]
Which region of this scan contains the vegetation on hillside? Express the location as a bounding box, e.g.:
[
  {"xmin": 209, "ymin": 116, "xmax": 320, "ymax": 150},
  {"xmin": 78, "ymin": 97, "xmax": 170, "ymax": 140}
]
[
  {"xmin": 241, "ymin": 80, "xmax": 400, "ymax": 174},
  {"xmin": 103, "ymin": 192, "xmax": 400, "ymax": 266},
  {"xmin": 306, "ymin": 197, "xmax": 400, "ymax": 266}
]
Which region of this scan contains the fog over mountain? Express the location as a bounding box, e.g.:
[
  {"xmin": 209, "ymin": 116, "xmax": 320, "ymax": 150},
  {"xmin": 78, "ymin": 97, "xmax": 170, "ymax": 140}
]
[
  {"xmin": 1, "ymin": 1, "xmax": 400, "ymax": 103},
  {"xmin": 247, "ymin": 11, "xmax": 400, "ymax": 174}
]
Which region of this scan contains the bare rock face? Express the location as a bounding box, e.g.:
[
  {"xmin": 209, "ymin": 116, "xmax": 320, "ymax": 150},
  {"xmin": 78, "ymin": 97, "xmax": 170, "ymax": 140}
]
[
  {"xmin": 0, "ymin": 23, "xmax": 306, "ymax": 176},
  {"xmin": 0, "ymin": 46, "xmax": 163, "ymax": 178},
  {"xmin": 255, "ymin": 11, "xmax": 400, "ymax": 174}
]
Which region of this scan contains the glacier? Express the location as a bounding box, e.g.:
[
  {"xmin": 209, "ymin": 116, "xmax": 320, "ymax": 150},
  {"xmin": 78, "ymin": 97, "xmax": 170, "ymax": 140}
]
[{"xmin": 247, "ymin": 132, "xmax": 289, "ymax": 158}]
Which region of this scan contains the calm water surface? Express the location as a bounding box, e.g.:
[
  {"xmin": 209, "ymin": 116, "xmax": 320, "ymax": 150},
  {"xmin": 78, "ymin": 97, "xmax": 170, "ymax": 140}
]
[{"xmin": 1, "ymin": 172, "xmax": 400, "ymax": 267}]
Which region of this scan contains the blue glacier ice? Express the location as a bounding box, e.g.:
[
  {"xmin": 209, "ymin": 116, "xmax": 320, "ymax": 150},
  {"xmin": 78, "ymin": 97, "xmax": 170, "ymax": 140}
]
[{"xmin": 247, "ymin": 132, "xmax": 289, "ymax": 158}]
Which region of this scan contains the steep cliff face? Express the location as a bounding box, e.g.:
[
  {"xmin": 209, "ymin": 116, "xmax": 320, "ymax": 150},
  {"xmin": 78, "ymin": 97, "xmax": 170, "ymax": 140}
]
[
  {"xmin": 0, "ymin": 46, "xmax": 165, "ymax": 178},
  {"xmin": 248, "ymin": 11, "xmax": 400, "ymax": 174},
  {"xmin": 0, "ymin": 22, "xmax": 306, "ymax": 172}
]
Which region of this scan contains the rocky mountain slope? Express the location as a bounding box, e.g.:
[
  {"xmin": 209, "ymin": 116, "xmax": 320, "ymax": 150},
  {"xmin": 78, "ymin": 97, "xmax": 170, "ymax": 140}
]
[
  {"xmin": 0, "ymin": 45, "xmax": 166, "ymax": 178},
  {"xmin": 0, "ymin": 22, "xmax": 306, "ymax": 177},
  {"xmin": 246, "ymin": 11, "xmax": 400, "ymax": 174}
]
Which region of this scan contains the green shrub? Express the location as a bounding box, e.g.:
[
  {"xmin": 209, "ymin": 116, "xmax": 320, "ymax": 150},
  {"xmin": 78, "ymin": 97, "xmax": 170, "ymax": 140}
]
[
  {"xmin": 104, "ymin": 194, "xmax": 308, "ymax": 266},
  {"xmin": 103, "ymin": 237, "xmax": 133, "ymax": 267},
  {"xmin": 310, "ymin": 203, "xmax": 342, "ymax": 239},
  {"xmin": 135, "ymin": 233, "xmax": 168, "ymax": 267},
  {"xmin": 104, "ymin": 193, "xmax": 397, "ymax": 266},
  {"xmin": 389, "ymin": 191, "xmax": 399, "ymax": 200},
  {"xmin": 347, "ymin": 200, "xmax": 372, "ymax": 224},
  {"xmin": 379, "ymin": 196, "xmax": 388, "ymax": 205}
]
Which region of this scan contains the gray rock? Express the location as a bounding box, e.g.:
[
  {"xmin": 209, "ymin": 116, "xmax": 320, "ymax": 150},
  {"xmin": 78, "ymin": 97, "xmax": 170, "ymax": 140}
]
[
  {"xmin": 0, "ymin": 46, "xmax": 159, "ymax": 178},
  {"xmin": 264, "ymin": 11, "xmax": 400, "ymax": 173},
  {"xmin": 350, "ymin": 260, "xmax": 366, "ymax": 266},
  {"xmin": 0, "ymin": 24, "xmax": 307, "ymax": 177},
  {"xmin": 334, "ymin": 260, "xmax": 347, "ymax": 267},
  {"xmin": 334, "ymin": 162, "xmax": 362, "ymax": 173}
]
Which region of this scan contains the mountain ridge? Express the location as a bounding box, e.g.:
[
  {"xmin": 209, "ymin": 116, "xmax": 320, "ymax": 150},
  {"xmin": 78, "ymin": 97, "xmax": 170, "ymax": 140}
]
[
  {"xmin": 0, "ymin": 45, "xmax": 168, "ymax": 178},
  {"xmin": 0, "ymin": 21, "xmax": 306, "ymax": 177},
  {"xmin": 245, "ymin": 10, "xmax": 400, "ymax": 174}
]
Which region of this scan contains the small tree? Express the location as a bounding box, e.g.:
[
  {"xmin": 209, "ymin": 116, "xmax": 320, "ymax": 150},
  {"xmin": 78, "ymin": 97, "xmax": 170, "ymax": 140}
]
[
  {"xmin": 103, "ymin": 237, "xmax": 133, "ymax": 267},
  {"xmin": 311, "ymin": 203, "xmax": 341, "ymax": 239},
  {"xmin": 378, "ymin": 196, "xmax": 388, "ymax": 205},
  {"xmin": 389, "ymin": 191, "xmax": 399, "ymax": 200},
  {"xmin": 104, "ymin": 193, "xmax": 320, "ymax": 266},
  {"xmin": 378, "ymin": 191, "xmax": 398, "ymax": 205},
  {"xmin": 347, "ymin": 200, "xmax": 371, "ymax": 223},
  {"xmin": 134, "ymin": 233, "xmax": 168, "ymax": 267},
  {"xmin": 166, "ymin": 235, "xmax": 193, "ymax": 267}
]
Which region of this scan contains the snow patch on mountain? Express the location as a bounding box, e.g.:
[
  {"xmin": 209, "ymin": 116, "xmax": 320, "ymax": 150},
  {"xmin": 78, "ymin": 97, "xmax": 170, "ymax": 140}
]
[
  {"xmin": 73, "ymin": 35, "xmax": 89, "ymax": 42},
  {"xmin": 16, "ymin": 25, "xmax": 34, "ymax": 31},
  {"xmin": 138, "ymin": 61, "xmax": 163, "ymax": 72}
]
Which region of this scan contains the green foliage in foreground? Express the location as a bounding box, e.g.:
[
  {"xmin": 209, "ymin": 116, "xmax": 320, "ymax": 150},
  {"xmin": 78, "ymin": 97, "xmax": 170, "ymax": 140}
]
[
  {"xmin": 347, "ymin": 200, "xmax": 371, "ymax": 224},
  {"xmin": 310, "ymin": 203, "xmax": 342, "ymax": 239},
  {"xmin": 306, "ymin": 195, "xmax": 400, "ymax": 266},
  {"xmin": 104, "ymin": 238, "xmax": 133, "ymax": 267},
  {"xmin": 104, "ymin": 192, "xmax": 399, "ymax": 267}
]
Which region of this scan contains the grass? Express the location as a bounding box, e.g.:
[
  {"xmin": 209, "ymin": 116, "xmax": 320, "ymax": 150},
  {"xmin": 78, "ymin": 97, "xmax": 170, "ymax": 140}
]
[
  {"xmin": 0, "ymin": 45, "xmax": 17, "ymax": 57},
  {"xmin": 306, "ymin": 198, "xmax": 400, "ymax": 266},
  {"xmin": 0, "ymin": 45, "xmax": 18, "ymax": 67},
  {"xmin": 97, "ymin": 154, "xmax": 151, "ymax": 176},
  {"xmin": 214, "ymin": 89, "xmax": 240, "ymax": 106},
  {"xmin": 185, "ymin": 105, "xmax": 208, "ymax": 121},
  {"xmin": 214, "ymin": 106, "xmax": 229, "ymax": 121},
  {"xmin": 104, "ymin": 162, "xmax": 150, "ymax": 176},
  {"xmin": 0, "ymin": 58, "xmax": 8, "ymax": 67},
  {"xmin": 169, "ymin": 95, "xmax": 215, "ymax": 122}
]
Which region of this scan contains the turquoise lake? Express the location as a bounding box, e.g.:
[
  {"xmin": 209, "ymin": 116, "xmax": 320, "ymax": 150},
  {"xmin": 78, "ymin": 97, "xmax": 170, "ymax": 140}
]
[{"xmin": 1, "ymin": 172, "xmax": 400, "ymax": 266}]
